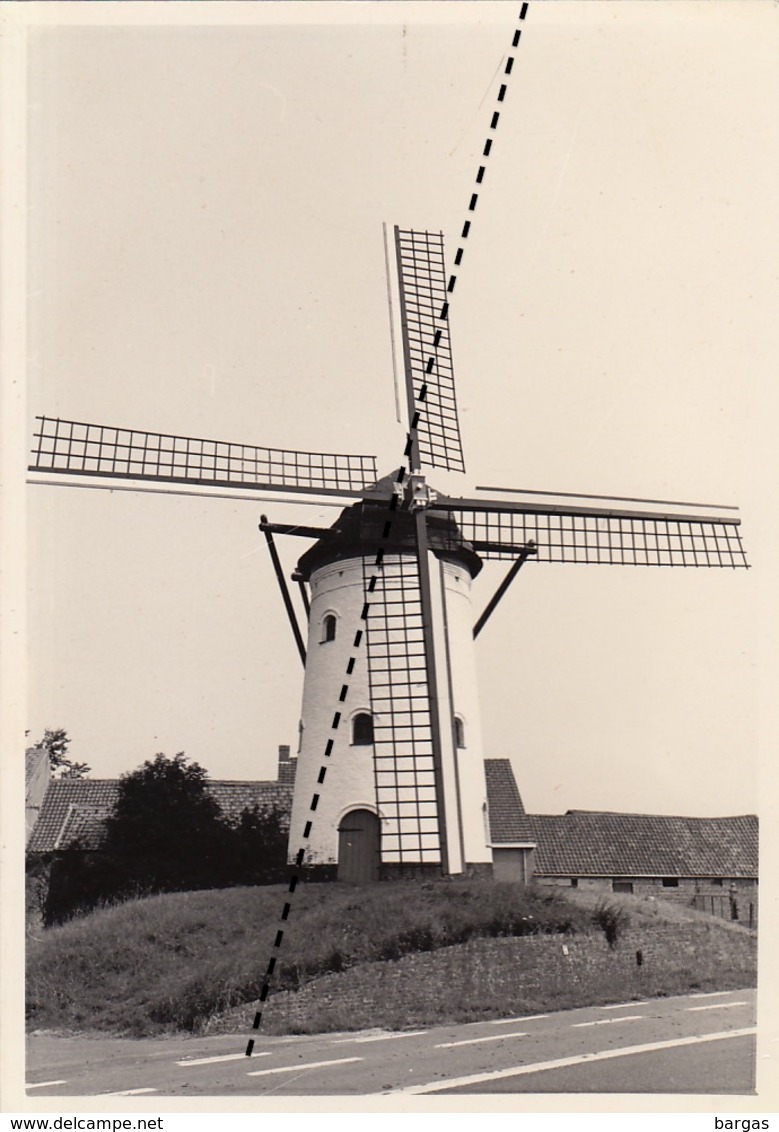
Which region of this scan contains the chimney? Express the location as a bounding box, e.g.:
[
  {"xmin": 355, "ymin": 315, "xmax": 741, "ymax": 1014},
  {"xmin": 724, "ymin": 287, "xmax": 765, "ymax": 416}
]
[{"xmin": 277, "ymin": 743, "xmax": 296, "ymax": 785}]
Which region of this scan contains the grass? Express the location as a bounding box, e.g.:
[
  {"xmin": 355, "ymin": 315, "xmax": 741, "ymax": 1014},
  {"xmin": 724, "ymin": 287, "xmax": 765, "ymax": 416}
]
[{"xmin": 26, "ymin": 879, "xmax": 756, "ymax": 1038}]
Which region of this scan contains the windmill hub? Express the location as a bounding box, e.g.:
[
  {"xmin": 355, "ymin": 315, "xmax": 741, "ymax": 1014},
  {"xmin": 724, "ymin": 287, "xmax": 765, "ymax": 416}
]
[{"xmin": 407, "ymin": 473, "xmax": 438, "ymax": 512}]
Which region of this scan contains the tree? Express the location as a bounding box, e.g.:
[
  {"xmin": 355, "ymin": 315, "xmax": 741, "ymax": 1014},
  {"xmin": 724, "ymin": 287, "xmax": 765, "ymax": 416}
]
[
  {"xmin": 30, "ymin": 729, "xmax": 91, "ymax": 778},
  {"xmin": 102, "ymin": 752, "xmax": 228, "ymax": 894},
  {"xmin": 229, "ymin": 803, "xmax": 289, "ymax": 886}
]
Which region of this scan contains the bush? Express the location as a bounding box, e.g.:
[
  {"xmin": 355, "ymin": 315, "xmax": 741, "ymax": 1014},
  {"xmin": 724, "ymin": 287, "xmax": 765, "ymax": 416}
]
[
  {"xmin": 101, "ymin": 753, "xmax": 229, "ymax": 896},
  {"xmin": 592, "ymin": 898, "xmax": 631, "ymax": 948}
]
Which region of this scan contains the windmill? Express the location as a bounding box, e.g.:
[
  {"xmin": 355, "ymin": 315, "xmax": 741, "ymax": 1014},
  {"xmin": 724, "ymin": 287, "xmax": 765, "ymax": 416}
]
[{"xmin": 28, "ymin": 224, "xmax": 749, "ymax": 885}]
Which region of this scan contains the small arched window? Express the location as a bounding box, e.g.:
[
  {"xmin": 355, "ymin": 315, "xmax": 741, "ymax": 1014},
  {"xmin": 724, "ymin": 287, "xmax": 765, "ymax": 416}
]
[
  {"xmin": 322, "ymin": 614, "xmax": 337, "ymax": 643},
  {"xmin": 454, "ymin": 716, "xmax": 466, "ymax": 749},
  {"xmin": 352, "ymin": 712, "xmax": 374, "ymax": 746}
]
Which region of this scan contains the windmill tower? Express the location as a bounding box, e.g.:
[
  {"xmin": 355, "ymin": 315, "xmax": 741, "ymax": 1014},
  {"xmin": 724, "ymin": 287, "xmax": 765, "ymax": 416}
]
[
  {"xmin": 286, "ymin": 476, "xmax": 491, "ymax": 881},
  {"xmin": 28, "ymin": 223, "xmax": 749, "ymax": 888}
]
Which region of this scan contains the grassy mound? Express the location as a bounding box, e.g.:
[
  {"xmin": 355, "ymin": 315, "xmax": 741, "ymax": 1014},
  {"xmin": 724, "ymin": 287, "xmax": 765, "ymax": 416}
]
[{"xmin": 27, "ymin": 879, "xmax": 594, "ymax": 1036}]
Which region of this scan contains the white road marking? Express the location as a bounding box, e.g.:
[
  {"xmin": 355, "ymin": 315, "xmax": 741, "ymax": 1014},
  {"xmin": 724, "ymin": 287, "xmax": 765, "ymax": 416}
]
[
  {"xmin": 176, "ymin": 1052, "xmax": 270, "ymax": 1066},
  {"xmin": 488, "ymin": 1014, "xmax": 548, "ymax": 1025},
  {"xmin": 26, "ymin": 1080, "xmax": 67, "ymax": 1090},
  {"xmin": 688, "ymin": 989, "xmax": 737, "ymax": 999},
  {"xmin": 247, "ymin": 1056, "xmax": 362, "ymax": 1077},
  {"xmin": 436, "ymin": 1031, "xmax": 528, "ymax": 1049},
  {"xmin": 100, "ymin": 1087, "xmax": 158, "ymax": 1096},
  {"xmin": 332, "ymin": 1030, "xmax": 427, "ymax": 1044},
  {"xmin": 388, "ymin": 1027, "xmax": 757, "ymax": 1095},
  {"xmin": 688, "ymin": 1001, "xmax": 748, "ymax": 1012},
  {"xmin": 572, "ymin": 1015, "xmax": 643, "ymax": 1028},
  {"xmin": 600, "ymin": 1001, "xmax": 647, "ymax": 1010}
]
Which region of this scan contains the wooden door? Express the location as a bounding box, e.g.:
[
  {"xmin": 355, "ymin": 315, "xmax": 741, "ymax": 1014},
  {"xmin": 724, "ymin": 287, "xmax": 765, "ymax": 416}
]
[{"xmin": 337, "ymin": 808, "xmax": 380, "ymax": 883}]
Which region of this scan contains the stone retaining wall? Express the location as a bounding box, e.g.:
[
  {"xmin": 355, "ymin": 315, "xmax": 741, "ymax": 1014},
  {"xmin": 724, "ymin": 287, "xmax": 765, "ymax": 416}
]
[{"xmin": 259, "ymin": 920, "xmax": 756, "ymax": 1034}]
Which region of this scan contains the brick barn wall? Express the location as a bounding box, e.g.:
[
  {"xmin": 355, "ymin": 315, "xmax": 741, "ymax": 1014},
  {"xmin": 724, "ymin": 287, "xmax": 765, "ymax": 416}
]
[{"xmin": 534, "ymin": 875, "xmax": 758, "ymax": 925}]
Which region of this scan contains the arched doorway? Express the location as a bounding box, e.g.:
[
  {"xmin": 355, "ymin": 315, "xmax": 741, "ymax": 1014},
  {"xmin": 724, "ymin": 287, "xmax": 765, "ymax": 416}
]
[{"xmin": 337, "ymin": 808, "xmax": 380, "ymax": 883}]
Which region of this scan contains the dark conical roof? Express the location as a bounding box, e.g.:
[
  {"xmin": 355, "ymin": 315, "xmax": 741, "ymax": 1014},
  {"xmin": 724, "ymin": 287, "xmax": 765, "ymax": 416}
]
[{"xmin": 295, "ymin": 475, "xmax": 482, "ymax": 581}]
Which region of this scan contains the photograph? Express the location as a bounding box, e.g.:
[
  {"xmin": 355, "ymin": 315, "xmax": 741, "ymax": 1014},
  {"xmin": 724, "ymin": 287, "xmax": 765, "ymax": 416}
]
[{"xmin": 5, "ymin": 0, "xmax": 776, "ymax": 1112}]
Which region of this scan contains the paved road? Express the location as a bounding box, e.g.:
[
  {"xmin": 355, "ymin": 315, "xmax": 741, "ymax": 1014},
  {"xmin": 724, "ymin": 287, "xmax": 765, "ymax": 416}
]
[{"xmin": 26, "ymin": 988, "xmax": 756, "ymax": 1097}]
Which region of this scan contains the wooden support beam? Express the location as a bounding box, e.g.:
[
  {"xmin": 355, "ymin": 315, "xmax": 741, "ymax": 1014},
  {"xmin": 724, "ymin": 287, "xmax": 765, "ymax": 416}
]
[
  {"xmin": 473, "ymin": 542, "xmax": 537, "ymax": 640},
  {"xmin": 259, "ymin": 516, "xmax": 306, "ymax": 667}
]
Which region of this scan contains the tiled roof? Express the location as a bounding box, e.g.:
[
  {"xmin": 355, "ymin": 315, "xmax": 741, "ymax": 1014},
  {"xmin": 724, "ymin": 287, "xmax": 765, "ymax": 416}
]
[
  {"xmin": 28, "ymin": 780, "xmax": 119, "ymax": 853},
  {"xmin": 527, "ymin": 811, "xmax": 758, "ymax": 879},
  {"xmin": 56, "ymin": 805, "xmax": 114, "ymax": 850},
  {"xmin": 206, "ymin": 782, "xmax": 293, "ymax": 824},
  {"xmin": 484, "ymin": 759, "xmax": 535, "ymax": 844},
  {"xmin": 28, "ymin": 778, "xmax": 293, "ymax": 853}
]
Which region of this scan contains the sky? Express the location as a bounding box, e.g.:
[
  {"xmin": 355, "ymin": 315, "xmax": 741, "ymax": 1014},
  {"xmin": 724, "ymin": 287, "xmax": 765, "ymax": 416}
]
[{"xmin": 18, "ymin": 1, "xmax": 778, "ymax": 817}]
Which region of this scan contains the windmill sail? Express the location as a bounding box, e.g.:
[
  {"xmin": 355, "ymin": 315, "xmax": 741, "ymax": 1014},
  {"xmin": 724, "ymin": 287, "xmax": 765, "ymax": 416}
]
[
  {"xmin": 432, "ymin": 495, "xmax": 749, "ymax": 568},
  {"xmin": 28, "ymin": 416, "xmax": 378, "ymax": 498},
  {"xmin": 360, "ymin": 545, "xmax": 444, "ymax": 870},
  {"xmin": 394, "ymin": 228, "xmax": 466, "ymax": 474}
]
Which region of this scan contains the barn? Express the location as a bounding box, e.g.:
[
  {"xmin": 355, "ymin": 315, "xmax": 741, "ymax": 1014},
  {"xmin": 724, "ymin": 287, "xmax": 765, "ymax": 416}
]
[{"xmin": 525, "ymin": 809, "xmax": 759, "ymax": 925}]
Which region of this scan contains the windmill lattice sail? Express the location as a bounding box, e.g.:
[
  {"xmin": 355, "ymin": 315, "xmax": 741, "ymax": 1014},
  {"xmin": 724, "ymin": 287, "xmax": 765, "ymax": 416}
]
[
  {"xmin": 29, "ymin": 416, "xmax": 378, "ymax": 497},
  {"xmin": 360, "ymin": 554, "xmax": 442, "ymax": 867},
  {"xmin": 432, "ymin": 498, "xmax": 748, "ymax": 568},
  {"xmin": 395, "ymin": 228, "xmax": 466, "ymax": 474}
]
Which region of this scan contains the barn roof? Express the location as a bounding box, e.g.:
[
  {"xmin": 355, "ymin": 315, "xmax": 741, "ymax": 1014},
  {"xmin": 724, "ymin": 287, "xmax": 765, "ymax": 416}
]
[
  {"xmin": 27, "ymin": 777, "xmax": 293, "ymax": 853},
  {"xmin": 484, "ymin": 758, "xmax": 534, "ymax": 844},
  {"xmin": 527, "ymin": 811, "xmax": 758, "ymax": 879}
]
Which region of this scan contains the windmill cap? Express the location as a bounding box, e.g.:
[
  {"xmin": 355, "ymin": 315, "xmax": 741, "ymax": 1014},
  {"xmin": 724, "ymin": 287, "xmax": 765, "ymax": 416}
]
[{"xmin": 295, "ymin": 490, "xmax": 483, "ymax": 581}]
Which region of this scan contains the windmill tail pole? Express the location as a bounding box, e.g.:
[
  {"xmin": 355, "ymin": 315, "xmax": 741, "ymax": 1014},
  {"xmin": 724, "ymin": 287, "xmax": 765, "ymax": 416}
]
[
  {"xmin": 259, "ymin": 515, "xmax": 306, "ymax": 667},
  {"xmin": 473, "ymin": 542, "xmax": 537, "ymax": 640}
]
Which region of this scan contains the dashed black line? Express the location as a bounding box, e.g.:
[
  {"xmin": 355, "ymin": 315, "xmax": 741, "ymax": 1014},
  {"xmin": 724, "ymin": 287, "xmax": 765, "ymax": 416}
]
[
  {"xmin": 443, "ymin": 3, "xmax": 528, "ymax": 302},
  {"xmin": 245, "ymin": 1, "xmax": 530, "ymax": 1058},
  {"xmin": 246, "ymin": 466, "xmax": 410, "ymax": 1056}
]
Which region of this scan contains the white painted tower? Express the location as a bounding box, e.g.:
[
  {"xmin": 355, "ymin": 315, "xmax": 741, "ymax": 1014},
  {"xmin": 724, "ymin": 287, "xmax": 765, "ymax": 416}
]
[{"xmin": 288, "ymin": 481, "xmax": 492, "ymax": 881}]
